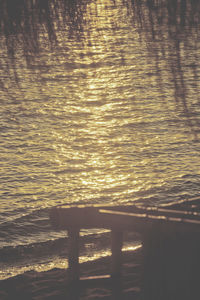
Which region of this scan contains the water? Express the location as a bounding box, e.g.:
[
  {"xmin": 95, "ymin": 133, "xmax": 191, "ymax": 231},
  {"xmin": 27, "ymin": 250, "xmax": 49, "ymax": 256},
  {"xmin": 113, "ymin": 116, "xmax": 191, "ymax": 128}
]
[{"xmin": 0, "ymin": 0, "xmax": 200, "ymax": 280}]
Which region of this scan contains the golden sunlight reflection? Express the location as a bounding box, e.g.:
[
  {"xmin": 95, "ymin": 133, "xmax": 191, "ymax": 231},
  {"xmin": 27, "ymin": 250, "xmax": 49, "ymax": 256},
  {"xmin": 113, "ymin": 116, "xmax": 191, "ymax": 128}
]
[
  {"xmin": 1, "ymin": 0, "xmax": 200, "ymax": 283},
  {"xmin": 0, "ymin": 0, "xmax": 199, "ymax": 212},
  {"xmin": 79, "ymin": 243, "xmax": 142, "ymax": 264},
  {"xmin": 36, "ymin": 0, "xmax": 199, "ymax": 205},
  {"xmin": 1, "ymin": 0, "xmax": 199, "ymax": 212},
  {"xmin": 0, "ymin": 242, "xmax": 142, "ymax": 280},
  {"xmin": 0, "ymin": 259, "xmax": 69, "ymax": 280}
]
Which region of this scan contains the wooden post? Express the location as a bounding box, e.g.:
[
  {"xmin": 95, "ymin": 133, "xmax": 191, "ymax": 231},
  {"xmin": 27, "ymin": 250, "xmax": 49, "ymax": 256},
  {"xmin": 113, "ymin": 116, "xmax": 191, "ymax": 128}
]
[
  {"xmin": 68, "ymin": 228, "xmax": 80, "ymax": 283},
  {"xmin": 111, "ymin": 230, "xmax": 123, "ymax": 278},
  {"xmin": 111, "ymin": 230, "xmax": 123, "ymax": 299}
]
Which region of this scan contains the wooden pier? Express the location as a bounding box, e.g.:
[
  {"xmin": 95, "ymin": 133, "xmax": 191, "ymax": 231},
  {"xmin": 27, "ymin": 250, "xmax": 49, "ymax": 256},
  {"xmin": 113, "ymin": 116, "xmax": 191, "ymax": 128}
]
[{"xmin": 50, "ymin": 198, "xmax": 200, "ymax": 299}]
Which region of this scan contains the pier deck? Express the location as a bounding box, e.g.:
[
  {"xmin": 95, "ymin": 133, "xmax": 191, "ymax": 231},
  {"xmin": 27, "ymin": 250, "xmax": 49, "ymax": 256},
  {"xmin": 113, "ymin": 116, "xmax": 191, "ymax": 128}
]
[{"xmin": 50, "ymin": 198, "xmax": 200, "ymax": 299}]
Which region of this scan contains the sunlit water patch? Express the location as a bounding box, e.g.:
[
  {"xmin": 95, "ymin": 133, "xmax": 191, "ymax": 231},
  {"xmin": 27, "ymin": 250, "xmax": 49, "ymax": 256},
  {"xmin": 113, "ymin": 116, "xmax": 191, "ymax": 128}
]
[{"xmin": 0, "ymin": 0, "xmax": 200, "ymax": 279}]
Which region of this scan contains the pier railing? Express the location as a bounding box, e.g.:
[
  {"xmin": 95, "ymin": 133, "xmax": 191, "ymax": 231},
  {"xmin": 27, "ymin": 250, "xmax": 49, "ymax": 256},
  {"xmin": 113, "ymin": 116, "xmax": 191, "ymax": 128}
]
[{"xmin": 50, "ymin": 200, "xmax": 200, "ymax": 299}]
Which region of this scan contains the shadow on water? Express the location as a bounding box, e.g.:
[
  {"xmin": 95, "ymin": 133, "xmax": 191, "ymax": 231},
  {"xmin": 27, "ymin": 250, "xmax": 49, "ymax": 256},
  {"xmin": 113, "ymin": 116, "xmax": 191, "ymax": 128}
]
[
  {"xmin": 130, "ymin": 0, "xmax": 200, "ymax": 136},
  {"xmin": 0, "ymin": 0, "xmax": 200, "ymax": 131},
  {"xmin": 0, "ymin": 0, "xmax": 87, "ymax": 83}
]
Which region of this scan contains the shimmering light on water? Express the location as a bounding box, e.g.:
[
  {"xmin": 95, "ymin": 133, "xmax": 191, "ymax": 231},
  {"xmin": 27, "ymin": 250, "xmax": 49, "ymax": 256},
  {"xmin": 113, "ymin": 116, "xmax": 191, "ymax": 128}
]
[
  {"xmin": 0, "ymin": 0, "xmax": 200, "ymax": 278},
  {"xmin": 0, "ymin": 241, "xmax": 142, "ymax": 280}
]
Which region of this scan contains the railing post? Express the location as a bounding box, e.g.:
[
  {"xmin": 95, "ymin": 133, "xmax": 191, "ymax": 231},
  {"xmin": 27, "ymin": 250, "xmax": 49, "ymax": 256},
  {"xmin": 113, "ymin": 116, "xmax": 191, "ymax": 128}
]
[
  {"xmin": 68, "ymin": 228, "xmax": 80, "ymax": 283},
  {"xmin": 66, "ymin": 228, "xmax": 80, "ymax": 300},
  {"xmin": 110, "ymin": 229, "xmax": 123, "ymax": 299},
  {"xmin": 111, "ymin": 229, "xmax": 123, "ymax": 278}
]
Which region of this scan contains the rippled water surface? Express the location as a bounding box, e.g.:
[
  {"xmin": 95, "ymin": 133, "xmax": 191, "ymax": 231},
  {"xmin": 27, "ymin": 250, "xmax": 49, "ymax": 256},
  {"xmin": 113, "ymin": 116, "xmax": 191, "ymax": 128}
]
[{"xmin": 0, "ymin": 0, "xmax": 200, "ymax": 279}]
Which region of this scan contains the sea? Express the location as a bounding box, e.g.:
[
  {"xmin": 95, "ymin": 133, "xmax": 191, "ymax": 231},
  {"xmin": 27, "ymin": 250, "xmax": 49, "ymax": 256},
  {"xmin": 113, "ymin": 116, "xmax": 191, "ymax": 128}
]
[{"xmin": 0, "ymin": 0, "xmax": 200, "ymax": 280}]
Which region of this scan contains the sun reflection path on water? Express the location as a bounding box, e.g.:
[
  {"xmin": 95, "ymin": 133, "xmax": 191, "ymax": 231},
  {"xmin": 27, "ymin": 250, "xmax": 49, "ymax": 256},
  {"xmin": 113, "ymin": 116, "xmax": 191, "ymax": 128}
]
[
  {"xmin": 1, "ymin": 0, "xmax": 200, "ymax": 281},
  {"xmin": 29, "ymin": 0, "xmax": 200, "ymax": 208},
  {"xmin": 0, "ymin": 0, "xmax": 200, "ymax": 214}
]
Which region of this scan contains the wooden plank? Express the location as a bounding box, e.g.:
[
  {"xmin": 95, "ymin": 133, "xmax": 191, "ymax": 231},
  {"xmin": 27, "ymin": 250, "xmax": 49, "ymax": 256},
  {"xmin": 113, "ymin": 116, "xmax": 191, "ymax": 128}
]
[
  {"xmin": 50, "ymin": 198, "xmax": 200, "ymax": 226},
  {"xmin": 50, "ymin": 206, "xmax": 147, "ymax": 231},
  {"xmin": 50, "ymin": 204, "xmax": 200, "ymax": 233},
  {"xmin": 160, "ymin": 196, "xmax": 200, "ymax": 210},
  {"xmin": 98, "ymin": 209, "xmax": 200, "ymax": 234},
  {"xmin": 135, "ymin": 205, "xmax": 200, "ymax": 218},
  {"xmin": 52, "ymin": 197, "xmax": 200, "ymax": 213},
  {"xmin": 80, "ymin": 274, "xmax": 110, "ymax": 284}
]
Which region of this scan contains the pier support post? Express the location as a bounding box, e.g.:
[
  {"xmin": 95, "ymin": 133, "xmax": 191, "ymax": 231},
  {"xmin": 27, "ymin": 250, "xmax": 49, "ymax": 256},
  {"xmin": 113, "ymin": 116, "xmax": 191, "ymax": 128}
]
[
  {"xmin": 68, "ymin": 228, "xmax": 80, "ymax": 283},
  {"xmin": 111, "ymin": 230, "xmax": 123, "ymax": 278},
  {"xmin": 67, "ymin": 228, "xmax": 80, "ymax": 300},
  {"xmin": 111, "ymin": 230, "xmax": 123, "ymax": 299}
]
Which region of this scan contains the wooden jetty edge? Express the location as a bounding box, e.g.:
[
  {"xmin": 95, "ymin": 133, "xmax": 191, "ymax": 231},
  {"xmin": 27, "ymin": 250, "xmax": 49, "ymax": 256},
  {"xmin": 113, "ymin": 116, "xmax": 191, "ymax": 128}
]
[{"xmin": 49, "ymin": 199, "xmax": 200, "ymax": 299}]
